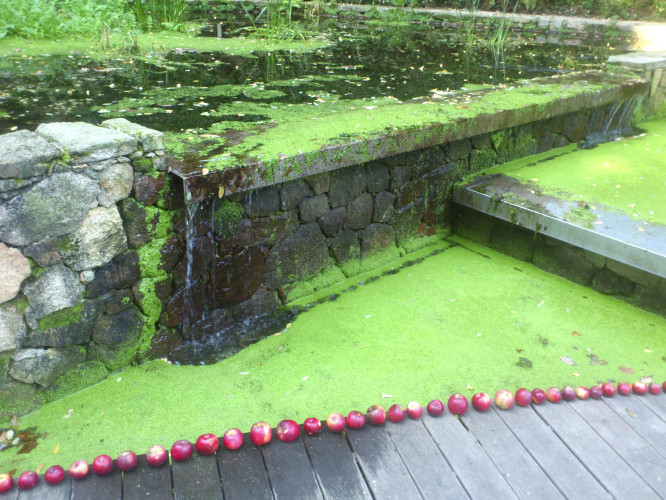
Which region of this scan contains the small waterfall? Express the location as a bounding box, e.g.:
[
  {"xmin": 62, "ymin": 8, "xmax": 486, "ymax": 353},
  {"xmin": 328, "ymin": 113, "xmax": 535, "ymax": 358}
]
[
  {"xmin": 604, "ymin": 97, "xmax": 638, "ymax": 136},
  {"xmin": 182, "ymin": 202, "xmax": 200, "ymax": 339}
]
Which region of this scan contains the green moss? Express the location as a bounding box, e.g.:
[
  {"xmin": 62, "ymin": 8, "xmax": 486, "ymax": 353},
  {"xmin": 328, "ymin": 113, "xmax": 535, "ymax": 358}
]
[
  {"xmin": 37, "ymin": 303, "xmax": 84, "ymax": 331},
  {"xmin": 43, "ymin": 361, "xmax": 110, "ymax": 403},
  {"xmin": 9, "ymin": 296, "xmax": 30, "ymax": 314},
  {"xmin": 213, "ymin": 200, "xmax": 245, "ymax": 238},
  {"xmin": 285, "ymin": 266, "xmax": 347, "ymax": 302},
  {"xmin": 132, "ymin": 157, "xmax": 153, "ymax": 172}
]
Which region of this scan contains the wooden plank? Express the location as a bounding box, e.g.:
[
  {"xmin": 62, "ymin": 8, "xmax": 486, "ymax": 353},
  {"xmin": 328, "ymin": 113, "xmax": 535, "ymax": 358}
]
[
  {"xmin": 17, "ymin": 475, "xmax": 71, "ymax": 500},
  {"xmin": 71, "ymin": 469, "xmax": 122, "ymax": 500},
  {"xmin": 218, "ymin": 440, "xmax": 273, "ymax": 500},
  {"xmin": 533, "ymin": 401, "xmax": 659, "ymax": 500},
  {"xmin": 461, "ymin": 408, "xmax": 564, "ymax": 500},
  {"xmin": 3, "ymin": 485, "xmax": 18, "ymax": 500},
  {"xmin": 495, "ymin": 405, "xmax": 611, "ymax": 500},
  {"xmin": 385, "ymin": 418, "xmax": 469, "ymax": 499},
  {"xmin": 422, "ymin": 414, "xmax": 518, "ymax": 500},
  {"xmin": 123, "ymin": 455, "xmax": 173, "ymax": 500},
  {"xmin": 637, "ymin": 393, "xmax": 666, "ymax": 423},
  {"xmin": 571, "ymin": 398, "xmax": 666, "ymax": 497},
  {"xmin": 171, "ymin": 453, "xmax": 223, "ymax": 500},
  {"xmin": 303, "ymin": 427, "xmax": 372, "ymax": 500},
  {"xmin": 603, "ymin": 394, "xmax": 666, "ymax": 459},
  {"xmin": 261, "ymin": 435, "xmax": 323, "ymax": 500},
  {"xmin": 346, "ymin": 424, "xmax": 422, "ymax": 500}
]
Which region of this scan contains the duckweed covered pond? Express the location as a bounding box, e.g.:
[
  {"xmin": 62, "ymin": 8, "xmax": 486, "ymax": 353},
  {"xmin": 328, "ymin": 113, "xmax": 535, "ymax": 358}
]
[{"xmin": 1, "ymin": 237, "xmax": 665, "ymax": 474}]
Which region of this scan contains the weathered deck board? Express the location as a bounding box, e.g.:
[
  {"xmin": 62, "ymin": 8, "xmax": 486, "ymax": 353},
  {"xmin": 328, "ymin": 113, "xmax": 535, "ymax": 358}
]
[
  {"xmin": 570, "ymin": 397, "xmax": 666, "ymax": 496},
  {"xmin": 262, "ymin": 435, "xmax": 324, "ymax": 500},
  {"xmin": 385, "ymin": 417, "xmax": 469, "ymax": 499},
  {"xmin": 70, "ymin": 469, "xmax": 122, "ymax": 500},
  {"xmin": 171, "ymin": 453, "xmax": 222, "ymax": 500},
  {"xmin": 461, "ymin": 406, "xmax": 564, "ymax": 500},
  {"xmin": 346, "ymin": 424, "xmax": 422, "ymax": 499},
  {"xmin": 17, "ymin": 476, "xmax": 70, "ymax": 500},
  {"xmin": 534, "ymin": 401, "xmax": 660, "ymax": 500},
  {"xmin": 495, "ymin": 405, "xmax": 611, "ymax": 500},
  {"xmin": 218, "ymin": 441, "xmax": 273, "ymax": 500},
  {"xmin": 603, "ymin": 393, "xmax": 666, "ymax": 459},
  {"xmin": 4, "ymin": 487, "xmax": 18, "ymax": 500},
  {"xmin": 638, "ymin": 392, "xmax": 666, "ymax": 423},
  {"xmin": 303, "ymin": 427, "xmax": 372, "ymax": 500},
  {"xmin": 123, "ymin": 456, "xmax": 173, "ymax": 500},
  {"xmin": 422, "ymin": 414, "xmax": 519, "ymax": 500}
]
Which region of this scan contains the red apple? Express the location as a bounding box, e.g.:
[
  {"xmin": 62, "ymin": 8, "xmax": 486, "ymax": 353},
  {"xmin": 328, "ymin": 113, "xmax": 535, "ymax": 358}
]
[
  {"xmin": 69, "ymin": 460, "xmax": 90, "ymax": 479},
  {"xmin": 427, "ymin": 399, "xmax": 445, "ymax": 417},
  {"xmin": 632, "ymin": 381, "xmax": 648, "ymax": 395},
  {"xmin": 116, "ymin": 451, "xmax": 138, "ymax": 472},
  {"xmin": 222, "ymin": 429, "xmax": 244, "ymax": 450},
  {"xmin": 196, "ymin": 434, "xmax": 219, "ymax": 455},
  {"xmin": 494, "ymin": 390, "xmax": 515, "ymax": 410},
  {"xmin": 92, "ymin": 455, "xmax": 113, "ymax": 475},
  {"xmin": 561, "ymin": 386, "xmax": 576, "ymax": 401},
  {"xmin": 589, "ymin": 386, "xmax": 603, "ymax": 399},
  {"xmin": 276, "ymin": 420, "xmax": 300, "ymax": 442},
  {"xmin": 601, "ymin": 383, "xmax": 616, "ymax": 397},
  {"xmin": 366, "ymin": 405, "xmax": 386, "ymax": 425},
  {"xmin": 447, "ymin": 394, "xmax": 468, "ymax": 415},
  {"xmin": 0, "ymin": 473, "xmax": 13, "ymax": 493},
  {"xmin": 44, "ymin": 465, "xmax": 65, "ymax": 485},
  {"xmin": 250, "ymin": 422, "xmax": 273, "ymax": 446},
  {"xmin": 617, "ymin": 382, "xmax": 631, "ymax": 395},
  {"xmin": 171, "ymin": 440, "xmax": 194, "ymax": 461},
  {"xmin": 146, "ymin": 445, "xmax": 168, "ymax": 467},
  {"xmin": 17, "ymin": 471, "xmax": 38, "ymax": 490},
  {"xmin": 326, "ymin": 413, "xmax": 346, "ymax": 433},
  {"xmin": 531, "ymin": 388, "xmax": 546, "ymax": 404},
  {"xmin": 648, "ymin": 382, "xmax": 661, "ymax": 395},
  {"xmin": 472, "ymin": 393, "xmax": 491, "ymax": 412},
  {"xmin": 515, "ymin": 388, "xmax": 532, "ymax": 407},
  {"xmin": 406, "ymin": 401, "xmax": 423, "ymax": 419},
  {"xmin": 303, "ymin": 418, "xmax": 321, "ymax": 436},
  {"xmin": 388, "ymin": 404, "xmax": 406, "ymax": 423},
  {"xmin": 575, "ymin": 386, "xmax": 590, "ymax": 400},
  {"xmin": 545, "ymin": 387, "xmax": 562, "ymax": 403},
  {"xmin": 346, "ymin": 411, "xmax": 366, "ymax": 430}
]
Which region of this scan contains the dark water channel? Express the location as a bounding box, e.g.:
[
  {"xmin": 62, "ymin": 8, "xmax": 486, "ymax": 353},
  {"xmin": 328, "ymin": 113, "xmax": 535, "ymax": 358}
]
[{"xmin": 0, "ymin": 21, "xmax": 613, "ymax": 134}]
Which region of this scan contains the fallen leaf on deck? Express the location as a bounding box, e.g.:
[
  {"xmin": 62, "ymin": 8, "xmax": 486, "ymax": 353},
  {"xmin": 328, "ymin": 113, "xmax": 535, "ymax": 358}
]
[
  {"xmin": 53, "ymin": 444, "xmax": 60, "ymax": 454},
  {"xmin": 619, "ymin": 366, "xmax": 635, "ymax": 374},
  {"xmin": 626, "ymin": 408, "xmax": 637, "ymax": 418},
  {"xmin": 561, "ymin": 356, "xmax": 577, "ymax": 366}
]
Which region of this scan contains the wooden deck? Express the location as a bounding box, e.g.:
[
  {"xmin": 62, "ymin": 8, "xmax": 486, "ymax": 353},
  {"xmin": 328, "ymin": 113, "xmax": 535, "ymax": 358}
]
[{"xmin": 7, "ymin": 393, "xmax": 666, "ymax": 500}]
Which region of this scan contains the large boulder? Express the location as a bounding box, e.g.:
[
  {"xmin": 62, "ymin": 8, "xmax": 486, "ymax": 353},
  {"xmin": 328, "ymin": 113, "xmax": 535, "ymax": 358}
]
[
  {"xmin": 0, "ymin": 130, "xmax": 61, "ymax": 179},
  {"xmin": 0, "ymin": 243, "xmax": 31, "ymax": 304},
  {"xmin": 265, "ymin": 223, "xmax": 334, "ymax": 289},
  {"xmin": 0, "ymin": 304, "xmax": 27, "ymax": 353},
  {"xmin": 101, "ymin": 118, "xmax": 165, "ymax": 152},
  {"xmin": 9, "ymin": 347, "xmax": 85, "ymax": 387},
  {"xmin": 23, "ymin": 264, "xmax": 84, "ymax": 319},
  {"xmin": 0, "ymin": 172, "xmax": 99, "ymax": 246},
  {"xmin": 25, "ymin": 301, "xmax": 104, "ymax": 347},
  {"xmin": 36, "ymin": 122, "xmax": 137, "ymax": 164},
  {"xmin": 59, "ymin": 206, "xmax": 128, "ymax": 271}
]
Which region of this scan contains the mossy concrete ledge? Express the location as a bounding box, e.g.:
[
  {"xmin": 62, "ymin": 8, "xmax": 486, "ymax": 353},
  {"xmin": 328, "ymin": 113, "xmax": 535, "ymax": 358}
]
[{"xmin": 171, "ymin": 72, "xmax": 648, "ymax": 204}]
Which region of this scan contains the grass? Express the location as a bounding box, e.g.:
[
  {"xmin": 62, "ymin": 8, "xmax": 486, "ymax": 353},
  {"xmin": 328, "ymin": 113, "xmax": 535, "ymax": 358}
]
[
  {"xmin": 1, "ymin": 237, "xmax": 664, "ymax": 475},
  {"xmin": 482, "ymin": 120, "xmax": 666, "ymax": 226}
]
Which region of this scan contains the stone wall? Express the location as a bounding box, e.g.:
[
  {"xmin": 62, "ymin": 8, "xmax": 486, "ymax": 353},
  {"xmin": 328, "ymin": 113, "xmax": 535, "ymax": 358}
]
[
  {"xmin": 454, "ymin": 207, "xmax": 666, "ymax": 316},
  {"xmin": 0, "ymin": 99, "xmax": 641, "ymax": 416}
]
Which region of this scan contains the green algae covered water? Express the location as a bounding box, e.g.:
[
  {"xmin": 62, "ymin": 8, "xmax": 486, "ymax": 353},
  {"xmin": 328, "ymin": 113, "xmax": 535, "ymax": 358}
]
[{"xmin": 2, "ymin": 237, "xmax": 664, "ymax": 474}]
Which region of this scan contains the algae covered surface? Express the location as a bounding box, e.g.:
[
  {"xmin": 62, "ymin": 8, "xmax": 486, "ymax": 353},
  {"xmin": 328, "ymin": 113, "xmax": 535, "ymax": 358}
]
[
  {"xmin": 483, "ymin": 120, "xmax": 666, "ymax": 226},
  {"xmin": 2, "ymin": 237, "xmax": 665, "ymax": 474}
]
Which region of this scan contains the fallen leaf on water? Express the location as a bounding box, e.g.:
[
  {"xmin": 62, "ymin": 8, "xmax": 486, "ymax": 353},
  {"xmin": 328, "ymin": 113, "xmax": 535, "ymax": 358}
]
[
  {"xmin": 644, "ymin": 349, "xmax": 653, "ymax": 353},
  {"xmin": 36, "ymin": 464, "xmax": 44, "ymax": 474},
  {"xmin": 302, "ymin": 376, "xmax": 308, "ymax": 381},
  {"xmin": 467, "ymin": 384, "xmax": 474, "ymax": 391},
  {"xmin": 638, "ymin": 227, "xmax": 645, "ymax": 232},
  {"xmin": 516, "ymin": 348, "xmax": 524, "ymax": 353},
  {"xmin": 573, "ymin": 372, "xmax": 580, "ymax": 377},
  {"xmin": 63, "ymin": 409, "xmax": 73, "ymax": 419},
  {"xmin": 9, "ymin": 414, "xmax": 19, "ymax": 429},
  {"xmin": 239, "ymin": 371, "xmax": 249, "ymax": 375},
  {"xmin": 641, "ymin": 376, "xmax": 652, "ymax": 383},
  {"xmin": 588, "ymin": 353, "xmax": 607, "ymax": 366},
  {"xmin": 277, "ymin": 345, "xmax": 283, "ymax": 352},
  {"xmin": 0, "ymin": 432, "xmax": 5, "ymax": 442},
  {"xmin": 626, "ymin": 408, "xmax": 637, "ymax": 418},
  {"xmin": 561, "ymin": 356, "xmax": 577, "ymax": 366},
  {"xmin": 53, "ymin": 444, "xmax": 60, "ymax": 454},
  {"xmin": 382, "ymin": 393, "xmax": 392, "ymax": 398},
  {"xmin": 572, "ymin": 331, "xmax": 582, "ymax": 336},
  {"xmin": 619, "ymin": 366, "xmax": 635, "ymax": 374},
  {"xmin": 517, "ymin": 357, "xmax": 533, "ymax": 369}
]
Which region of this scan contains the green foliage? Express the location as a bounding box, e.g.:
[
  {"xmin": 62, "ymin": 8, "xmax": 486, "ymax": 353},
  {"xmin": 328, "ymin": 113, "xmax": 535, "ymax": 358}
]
[
  {"xmin": 0, "ymin": 0, "xmax": 136, "ymax": 39},
  {"xmin": 130, "ymin": 0, "xmax": 189, "ymax": 32}
]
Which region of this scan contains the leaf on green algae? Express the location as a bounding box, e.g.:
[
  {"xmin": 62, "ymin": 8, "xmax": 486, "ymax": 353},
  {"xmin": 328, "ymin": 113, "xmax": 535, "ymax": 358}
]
[
  {"xmin": 619, "ymin": 366, "xmax": 635, "ymax": 374},
  {"xmin": 9, "ymin": 414, "xmax": 19, "ymax": 429},
  {"xmin": 560, "ymin": 356, "xmax": 576, "ymax": 366},
  {"xmin": 588, "ymin": 353, "xmax": 607, "ymax": 366},
  {"xmin": 516, "ymin": 357, "xmax": 533, "ymax": 369}
]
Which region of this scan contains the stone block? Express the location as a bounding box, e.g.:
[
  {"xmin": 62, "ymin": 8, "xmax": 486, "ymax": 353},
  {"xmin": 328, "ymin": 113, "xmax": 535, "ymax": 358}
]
[
  {"xmin": 395, "ymin": 178, "xmax": 425, "ymax": 209},
  {"xmin": 592, "ymin": 268, "xmax": 634, "ymax": 296},
  {"xmin": 26, "ymin": 300, "xmax": 104, "ymax": 347},
  {"xmin": 391, "ymin": 200, "xmax": 424, "ymax": 247},
  {"xmin": 280, "ymin": 180, "xmax": 312, "ymax": 211},
  {"xmin": 85, "ymin": 251, "xmax": 141, "ymax": 299},
  {"xmin": 98, "ymin": 162, "xmax": 133, "ymax": 207},
  {"xmin": 533, "ymin": 245, "xmax": 596, "ymax": 285},
  {"xmin": 365, "ymin": 160, "xmax": 389, "ymax": 193},
  {"xmin": 101, "ymin": 118, "xmax": 165, "ymax": 152},
  {"xmin": 233, "ymin": 212, "xmax": 298, "ymax": 247},
  {"xmin": 347, "ymin": 193, "xmax": 373, "ymax": 230},
  {"xmin": 241, "ymin": 186, "xmax": 280, "ymax": 218},
  {"xmin": 0, "ymin": 129, "xmax": 60, "ymax": 179},
  {"xmin": 0, "ymin": 243, "xmax": 31, "ymax": 304},
  {"xmin": 389, "ymin": 165, "xmax": 411, "ymax": 191},
  {"xmin": 563, "ymin": 113, "xmax": 589, "ymax": 143},
  {"xmin": 23, "ymin": 238, "xmax": 61, "ymax": 267},
  {"xmin": 0, "ymin": 172, "xmax": 99, "ymax": 246},
  {"xmin": 329, "ymin": 166, "xmax": 366, "ymax": 208},
  {"xmin": 607, "ymin": 258, "xmax": 660, "ymax": 288},
  {"xmin": 212, "ymin": 246, "xmax": 266, "ymax": 307},
  {"xmin": 305, "ymin": 172, "xmax": 330, "ymax": 195},
  {"xmin": 317, "ymin": 207, "xmax": 347, "ymax": 237},
  {"xmin": 489, "ymin": 223, "xmax": 535, "ymax": 262},
  {"xmin": 361, "ymin": 224, "xmax": 396, "ymax": 257},
  {"xmin": 9, "ymin": 347, "xmax": 85, "ymax": 387},
  {"xmin": 446, "ymin": 138, "xmax": 472, "ymax": 161},
  {"xmin": 299, "ymin": 194, "xmax": 329, "ymax": 223},
  {"xmin": 37, "ymin": 122, "xmax": 137, "ymax": 164},
  {"xmin": 133, "ymin": 172, "xmax": 166, "ymax": 206},
  {"xmin": 59, "ymin": 205, "xmax": 129, "ymax": 271},
  {"xmin": 328, "ymin": 230, "xmax": 360, "ymax": 270},
  {"xmin": 0, "ymin": 304, "xmax": 27, "ymax": 353},
  {"xmin": 162, "ymin": 280, "xmax": 205, "ymax": 328},
  {"xmin": 373, "ymin": 191, "xmax": 395, "ymax": 223},
  {"xmin": 23, "ymin": 264, "xmax": 83, "ymax": 319}
]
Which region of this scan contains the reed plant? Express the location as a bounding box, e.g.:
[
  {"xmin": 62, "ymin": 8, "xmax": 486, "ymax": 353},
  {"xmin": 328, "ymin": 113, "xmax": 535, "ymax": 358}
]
[
  {"xmin": 488, "ymin": 0, "xmax": 517, "ymax": 83},
  {"xmin": 130, "ymin": 0, "xmax": 189, "ymax": 32}
]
